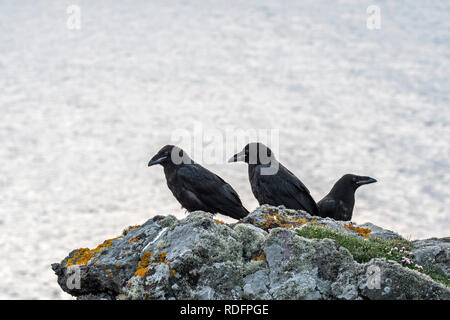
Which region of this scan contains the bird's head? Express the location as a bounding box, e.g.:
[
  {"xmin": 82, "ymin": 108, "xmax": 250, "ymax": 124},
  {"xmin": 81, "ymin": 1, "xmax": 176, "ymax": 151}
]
[
  {"xmin": 339, "ymin": 174, "xmax": 377, "ymax": 191},
  {"xmin": 228, "ymin": 142, "xmax": 275, "ymax": 165},
  {"xmin": 148, "ymin": 145, "xmax": 190, "ymax": 167}
]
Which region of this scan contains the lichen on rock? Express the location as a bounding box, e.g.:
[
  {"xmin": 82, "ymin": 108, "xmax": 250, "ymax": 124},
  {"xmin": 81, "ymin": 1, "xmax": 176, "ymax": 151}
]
[{"xmin": 52, "ymin": 205, "xmax": 450, "ymax": 300}]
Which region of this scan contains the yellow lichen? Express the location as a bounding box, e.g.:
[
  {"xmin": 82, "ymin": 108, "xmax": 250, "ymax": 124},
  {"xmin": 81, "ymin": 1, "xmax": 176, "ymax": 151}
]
[
  {"xmin": 128, "ymin": 235, "xmax": 140, "ymax": 243},
  {"xmin": 91, "ymin": 236, "xmax": 122, "ymax": 254},
  {"xmin": 123, "ymin": 225, "xmax": 142, "ymax": 236},
  {"xmin": 215, "ymin": 220, "xmax": 225, "ymax": 225},
  {"xmin": 258, "ymin": 211, "xmax": 310, "ymax": 230},
  {"xmin": 65, "ymin": 235, "xmax": 122, "ymax": 268},
  {"xmin": 157, "ymin": 252, "xmax": 177, "ymax": 277},
  {"xmin": 134, "ymin": 251, "xmax": 176, "ymax": 279},
  {"xmin": 290, "ymin": 217, "xmax": 309, "ymax": 224},
  {"xmin": 135, "ymin": 252, "xmax": 152, "ymax": 277},
  {"xmin": 66, "ymin": 248, "xmax": 94, "ymax": 267},
  {"xmin": 258, "ymin": 212, "xmax": 291, "ymax": 229},
  {"xmin": 252, "ymin": 251, "xmax": 266, "ymax": 262},
  {"xmin": 65, "ymin": 235, "xmax": 122, "ymax": 267},
  {"xmin": 344, "ymin": 224, "xmax": 371, "ymax": 237}
]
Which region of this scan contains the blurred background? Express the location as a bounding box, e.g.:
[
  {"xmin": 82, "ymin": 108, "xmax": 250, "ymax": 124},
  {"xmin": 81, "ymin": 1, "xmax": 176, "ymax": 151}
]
[{"xmin": 0, "ymin": 0, "xmax": 448, "ymax": 299}]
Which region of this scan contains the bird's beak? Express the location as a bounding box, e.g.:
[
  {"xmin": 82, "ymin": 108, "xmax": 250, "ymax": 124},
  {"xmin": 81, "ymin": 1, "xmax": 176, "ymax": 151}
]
[
  {"xmin": 148, "ymin": 155, "xmax": 167, "ymax": 167},
  {"xmin": 355, "ymin": 177, "xmax": 377, "ymax": 185},
  {"xmin": 228, "ymin": 150, "xmax": 245, "ymax": 163}
]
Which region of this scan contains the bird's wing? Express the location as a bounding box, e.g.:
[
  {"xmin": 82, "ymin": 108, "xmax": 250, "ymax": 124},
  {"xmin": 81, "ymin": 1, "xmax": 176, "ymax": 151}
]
[
  {"xmin": 317, "ymin": 197, "xmax": 338, "ymax": 218},
  {"xmin": 177, "ymin": 164, "xmax": 248, "ymax": 219},
  {"xmin": 318, "ymin": 197, "xmax": 351, "ymax": 221},
  {"xmin": 282, "ymin": 166, "xmax": 311, "ymax": 194},
  {"xmin": 257, "ymin": 165, "xmax": 318, "ymax": 215}
]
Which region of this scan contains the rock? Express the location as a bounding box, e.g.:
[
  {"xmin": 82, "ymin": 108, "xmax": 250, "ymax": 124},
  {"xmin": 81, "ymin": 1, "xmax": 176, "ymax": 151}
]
[
  {"xmin": 241, "ymin": 205, "xmax": 403, "ymax": 239},
  {"xmin": 52, "ymin": 206, "xmax": 449, "ymax": 300},
  {"xmin": 332, "ymin": 258, "xmax": 449, "ymax": 300},
  {"xmin": 357, "ymin": 222, "xmax": 403, "ymax": 240},
  {"xmin": 412, "ymin": 238, "xmax": 450, "ymax": 278},
  {"xmin": 51, "ymin": 215, "xmax": 173, "ymax": 298},
  {"xmin": 260, "ymin": 228, "xmax": 354, "ymax": 299}
]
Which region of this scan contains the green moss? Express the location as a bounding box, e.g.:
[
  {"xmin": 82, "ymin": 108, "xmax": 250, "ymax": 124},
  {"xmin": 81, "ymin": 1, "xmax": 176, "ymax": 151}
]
[
  {"xmin": 296, "ymin": 225, "xmax": 449, "ymax": 287},
  {"xmin": 423, "ymin": 265, "xmax": 450, "ymax": 287}
]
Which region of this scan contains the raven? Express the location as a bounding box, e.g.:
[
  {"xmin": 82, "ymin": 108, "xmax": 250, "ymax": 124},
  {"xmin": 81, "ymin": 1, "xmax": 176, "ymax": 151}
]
[
  {"xmin": 228, "ymin": 142, "xmax": 319, "ymax": 216},
  {"xmin": 317, "ymin": 174, "xmax": 377, "ymax": 221},
  {"xmin": 148, "ymin": 145, "xmax": 249, "ymax": 220}
]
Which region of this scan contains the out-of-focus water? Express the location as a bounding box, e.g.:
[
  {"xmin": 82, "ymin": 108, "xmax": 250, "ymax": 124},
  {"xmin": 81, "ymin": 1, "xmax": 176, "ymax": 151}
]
[{"xmin": 0, "ymin": 0, "xmax": 448, "ymax": 299}]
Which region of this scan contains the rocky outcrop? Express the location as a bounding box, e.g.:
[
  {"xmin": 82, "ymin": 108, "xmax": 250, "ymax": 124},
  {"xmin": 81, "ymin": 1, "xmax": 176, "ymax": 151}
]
[
  {"xmin": 240, "ymin": 206, "xmax": 404, "ymax": 239},
  {"xmin": 52, "ymin": 205, "xmax": 449, "ymax": 300},
  {"xmin": 412, "ymin": 238, "xmax": 450, "ymax": 278}
]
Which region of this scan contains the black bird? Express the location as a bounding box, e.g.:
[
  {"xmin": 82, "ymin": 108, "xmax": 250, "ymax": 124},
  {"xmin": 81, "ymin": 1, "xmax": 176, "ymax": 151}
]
[
  {"xmin": 317, "ymin": 174, "xmax": 377, "ymax": 221},
  {"xmin": 229, "ymin": 142, "xmax": 319, "ymax": 216},
  {"xmin": 148, "ymin": 145, "xmax": 249, "ymax": 220}
]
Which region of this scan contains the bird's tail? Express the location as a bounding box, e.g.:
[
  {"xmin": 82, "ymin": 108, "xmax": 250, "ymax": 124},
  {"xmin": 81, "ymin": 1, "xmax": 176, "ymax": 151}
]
[
  {"xmin": 303, "ymin": 195, "xmax": 319, "ymax": 217},
  {"xmin": 232, "ymin": 206, "xmax": 250, "ymax": 220}
]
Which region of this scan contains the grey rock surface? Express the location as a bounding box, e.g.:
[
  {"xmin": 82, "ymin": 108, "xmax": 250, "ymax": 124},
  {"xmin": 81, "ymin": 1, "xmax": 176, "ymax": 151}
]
[
  {"xmin": 240, "ymin": 205, "xmax": 404, "ymax": 239},
  {"xmin": 412, "ymin": 238, "xmax": 450, "ymax": 278},
  {"xmin": 52, "ymin": 206, "xmax": 449, "ymax": 300}
]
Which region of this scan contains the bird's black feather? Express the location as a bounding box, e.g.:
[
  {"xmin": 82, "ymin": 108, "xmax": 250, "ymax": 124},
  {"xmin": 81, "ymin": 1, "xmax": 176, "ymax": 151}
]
[
  {"xmin": 149, "ymin": 145, "xmax": 248, "ymax": 220},
  {"xmin": 317, "ymin": 174, "xmax": 377, "ymax": 221},
  {"xmin": 249, "ymin": 163, "xmax": 319, "ymax": 216},
  {"xmin": 175, "ymin": 164, "xmax": 249, "ymax": 219},
  {"xmin": 230, "ymin": 143, "xmax": 319, "ymax": 216}
]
